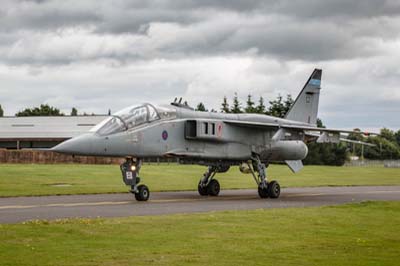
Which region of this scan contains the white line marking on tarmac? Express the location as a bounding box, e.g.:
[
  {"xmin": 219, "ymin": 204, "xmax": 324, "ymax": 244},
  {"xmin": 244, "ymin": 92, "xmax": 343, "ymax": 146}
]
[
  {"xmin": 0, "ymin": 190, "xmax": 399, "ymax": 210},
  {"xmin": 286, "ymin": 190, "xmax": 400, "ymax": 198},
  {"xmin": 0, "ymin": 201, "xmax": 132, "ymax": 210}
]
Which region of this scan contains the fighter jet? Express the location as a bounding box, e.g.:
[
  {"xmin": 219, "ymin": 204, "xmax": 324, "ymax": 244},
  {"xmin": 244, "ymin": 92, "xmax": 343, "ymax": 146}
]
[{"xmin": 52, "ymin": 69, "xmax": 376, "ymax": 201}]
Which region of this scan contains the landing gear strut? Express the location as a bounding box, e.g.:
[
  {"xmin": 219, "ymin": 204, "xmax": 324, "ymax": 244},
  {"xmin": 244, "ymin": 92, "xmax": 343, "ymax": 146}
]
[
  {"xmin": 120, "ymin": 158, "xmax": 150, "ymax": 201},
  {"xmin": 198, "ymin": 166, "xmax": 220, "ymax": 196},
  {"xmin": 248, "ymin": 155, "xmax": 280, "ymax": 199}
]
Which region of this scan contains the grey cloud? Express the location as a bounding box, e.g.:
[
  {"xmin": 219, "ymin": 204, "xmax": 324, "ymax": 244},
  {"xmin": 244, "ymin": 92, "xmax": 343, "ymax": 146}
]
[
  {"xmin": 94, "ymin": 9, "xmax": 198, "ymax": 34},
  {"xmin": 267, "ymin": 0, "xmax": 400, "ymax": 20},
  {"xmin": 149, "ymin": 14, "xmax": 395, "ymax": 61},
  {"xmin": 122, "ymin": 0, "xmax": 400, "ymax": 19},
  {"xmin": 3, "ymin": 0, "xmax": 400, "ymax": 33},
  {"xmin": 0, "ymin": 0, "xmax": 400, "ymax": 65},
  {"xmin": 0, "ymin": 1, "xmax": 101, "ymax": 32}
]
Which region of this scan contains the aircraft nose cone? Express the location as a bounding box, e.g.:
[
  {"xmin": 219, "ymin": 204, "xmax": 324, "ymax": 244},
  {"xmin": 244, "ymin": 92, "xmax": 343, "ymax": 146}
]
[{"xmin": 52, "ymin": 134, "xmax": 93, "ymax": 155}]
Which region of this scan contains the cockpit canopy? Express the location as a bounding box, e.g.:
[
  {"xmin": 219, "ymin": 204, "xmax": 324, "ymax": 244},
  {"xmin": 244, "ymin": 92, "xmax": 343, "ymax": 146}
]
[{"xmin": 92, "ymin": 104, "xmax": 176, "ymax": 136}]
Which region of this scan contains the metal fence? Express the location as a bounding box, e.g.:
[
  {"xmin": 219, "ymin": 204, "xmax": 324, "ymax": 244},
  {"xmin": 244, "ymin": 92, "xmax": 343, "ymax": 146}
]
[{"xmin": 344, "ymin": 160, "xmax": 400, "ymax": 168}]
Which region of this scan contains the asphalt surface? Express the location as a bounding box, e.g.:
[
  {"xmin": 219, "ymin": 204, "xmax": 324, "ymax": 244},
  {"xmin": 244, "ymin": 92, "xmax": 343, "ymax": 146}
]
[{"xmin": 1, "ymin": 186, "xmax": 400, "ymax": 223}]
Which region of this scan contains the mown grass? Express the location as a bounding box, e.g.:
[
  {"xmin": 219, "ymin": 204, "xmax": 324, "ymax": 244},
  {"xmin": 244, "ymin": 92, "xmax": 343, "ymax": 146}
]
[
  {"xmin": 0, "ymin": 163, "xmax": 399, "ymax": 197},
  {"xmin": 0, "ymin": 201, "xmax": 399, "ymax": 266}
]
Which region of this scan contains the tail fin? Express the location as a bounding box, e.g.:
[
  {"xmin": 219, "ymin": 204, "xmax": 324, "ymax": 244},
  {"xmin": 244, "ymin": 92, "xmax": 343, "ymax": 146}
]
[{"xmin": 285, "ymin": 69, "xmax": 322, "ymax": 125}]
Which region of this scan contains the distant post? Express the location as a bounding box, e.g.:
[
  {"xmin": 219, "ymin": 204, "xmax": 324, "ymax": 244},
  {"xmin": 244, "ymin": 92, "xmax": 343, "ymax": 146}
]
[{"xmin": 361, "ymin": 144, "xmax": 364, "ymax": 161}]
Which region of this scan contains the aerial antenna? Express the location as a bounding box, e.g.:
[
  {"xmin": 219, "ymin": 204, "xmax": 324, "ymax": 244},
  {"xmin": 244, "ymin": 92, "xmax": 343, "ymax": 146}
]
[{"xmin": 170, "ymin": 97, "xmax": 194, "ymax": 110}]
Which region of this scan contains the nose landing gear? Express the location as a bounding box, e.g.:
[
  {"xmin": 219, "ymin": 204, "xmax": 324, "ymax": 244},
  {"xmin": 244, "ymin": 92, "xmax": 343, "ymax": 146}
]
[
  {"xmin": 120, "ymin": 158, "xmax": 150, "ymax": 201},
  {"xmin": 198, "ymin": 166, "xmax": 221, "ymax": 196}
]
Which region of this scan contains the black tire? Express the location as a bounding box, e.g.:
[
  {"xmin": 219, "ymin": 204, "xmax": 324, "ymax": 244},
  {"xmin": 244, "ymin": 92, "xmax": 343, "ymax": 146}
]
[
  {"xmin": 258, "ymin": 185, "xmax": 269, "ymax": 198},
  {"xmin": 135, "ymin": 185, "xmax": 150, "ymax": 201},
  {"xmin": 267, "ymin": 181, "xmax": 280, "ymax": 199},
  {"xmin": 198, "ymin": 181, "xmax": 209, "ymax": 196},
  {"xmin": 207, "ymin": 179, "xmax": 220, "ymax": 196}
]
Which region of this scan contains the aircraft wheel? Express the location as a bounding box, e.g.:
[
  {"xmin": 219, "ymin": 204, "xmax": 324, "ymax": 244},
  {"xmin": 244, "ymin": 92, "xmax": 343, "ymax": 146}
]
[
  {"xmin": 207, "ymin": 179, "xmax": 220, "ymax": 196},
  {"xmin": 198, "ymin": 182, "xmax": 209, "ymax": 196},
  {"xmin": 135, "ymin": 185, "xmax": 150, "ymax": 201},
  {"xmin": 267, "ymin": 181, "xmax": 280, "ymax": 199},
  {"xmin": 258, "ymin": 185, "xmax": 269, "ymax": 198}
]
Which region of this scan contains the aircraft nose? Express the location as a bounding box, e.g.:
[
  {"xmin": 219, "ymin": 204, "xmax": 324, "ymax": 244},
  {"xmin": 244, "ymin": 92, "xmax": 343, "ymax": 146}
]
[{"xmin": 52, "ymin": 134, "xmax": 94, "ymax": 155}]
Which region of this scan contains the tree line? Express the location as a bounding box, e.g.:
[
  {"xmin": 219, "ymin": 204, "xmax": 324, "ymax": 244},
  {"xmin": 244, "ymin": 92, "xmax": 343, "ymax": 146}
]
[
  {"xmin": 348, "ymin": 128, "xmax": 400, "ymax": 160},
  {"xmin": 0, "ymin": 104, "xmax": 111, "ymax": 117},
  {"xmin": 196, "ymin": 94, "xmax": 294, "ymax": 118}
]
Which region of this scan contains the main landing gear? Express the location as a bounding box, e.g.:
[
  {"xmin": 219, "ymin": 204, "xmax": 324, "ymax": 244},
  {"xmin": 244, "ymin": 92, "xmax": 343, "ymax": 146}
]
[
  {"xmin": 197, "ymin": 157, "xmax": 280, "ymax": 199},
  {"xmin": 198, "ymin": 166, "xmax": 221, "ymax": 196},
  {"xmin": 120, "ymin": 158, "xmax": 150, "ymax": 201},
  {"xmin": 248, "ymin": 156, "xmax": 281, "ymax": 199}
]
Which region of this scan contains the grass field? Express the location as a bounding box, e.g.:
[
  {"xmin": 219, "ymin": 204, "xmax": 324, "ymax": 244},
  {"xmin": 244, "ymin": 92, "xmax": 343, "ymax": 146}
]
[
  {"xmin": 0, "ymin": 201, "xmax": 399, "ymax": 266},
  {"xmin": 0, "ymin": 163, "xmax": 399, "ymax": 197}
]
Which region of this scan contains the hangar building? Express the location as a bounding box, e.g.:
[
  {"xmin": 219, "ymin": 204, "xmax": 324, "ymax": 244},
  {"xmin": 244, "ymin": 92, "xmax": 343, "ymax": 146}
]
[{"xmin": 0, "ymin": 116, "xmax": 108, "ymax": 149}]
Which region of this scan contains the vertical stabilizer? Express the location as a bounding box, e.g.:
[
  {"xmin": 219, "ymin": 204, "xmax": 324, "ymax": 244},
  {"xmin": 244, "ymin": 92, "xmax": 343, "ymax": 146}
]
[{"xmin": 285, "ymin": 69, "xmax": 322, "ymax": 125}]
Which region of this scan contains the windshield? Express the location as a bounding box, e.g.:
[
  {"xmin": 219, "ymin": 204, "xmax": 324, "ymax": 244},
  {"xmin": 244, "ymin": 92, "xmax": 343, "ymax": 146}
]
[
  {"xmin": 96, "ymin": 117, "xmax": 125, "ymax": 136},
  {"xmin": 155, "ymin": 105, "xmax": 177, "ymax": 119},
  {"xmin": 95, "ymin": 104, "xmax": 160, "ymax": 136}
]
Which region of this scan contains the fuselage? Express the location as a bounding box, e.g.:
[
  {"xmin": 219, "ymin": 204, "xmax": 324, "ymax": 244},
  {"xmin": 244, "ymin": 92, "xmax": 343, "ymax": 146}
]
[{"xmin": 52, "ymin": 103, "xmax": 309, "ymax": 164}]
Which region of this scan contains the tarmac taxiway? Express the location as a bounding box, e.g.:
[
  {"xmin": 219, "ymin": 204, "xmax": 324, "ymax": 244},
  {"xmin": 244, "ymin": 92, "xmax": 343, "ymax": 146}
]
[{"xmin": 1, "ymin": 186, "xmax": 400, "ymax": 223}]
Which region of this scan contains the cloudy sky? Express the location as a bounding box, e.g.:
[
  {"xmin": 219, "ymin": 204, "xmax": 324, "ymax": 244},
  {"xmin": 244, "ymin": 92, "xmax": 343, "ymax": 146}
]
[{"xmin": 1, "ymin": 0, "xmax": 399, "ymax": 131}]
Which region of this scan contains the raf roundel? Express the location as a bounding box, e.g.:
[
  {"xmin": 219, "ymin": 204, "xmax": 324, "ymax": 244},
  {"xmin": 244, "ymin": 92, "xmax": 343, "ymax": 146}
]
[{"xmin": 162, "ymin": 130, "xmax": 168, "ymax": 141}]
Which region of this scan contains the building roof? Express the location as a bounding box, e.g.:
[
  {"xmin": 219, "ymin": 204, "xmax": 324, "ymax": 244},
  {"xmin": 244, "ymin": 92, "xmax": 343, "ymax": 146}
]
[{"xmin": 0, "ymin": 116, "xmax": 109, "ymax": 140}]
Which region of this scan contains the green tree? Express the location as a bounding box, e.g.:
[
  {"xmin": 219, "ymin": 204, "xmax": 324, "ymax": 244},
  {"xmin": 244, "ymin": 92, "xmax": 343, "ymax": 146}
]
[
  {"xmin": 346, "ymin": 128, "xmax": 400, "ymax": 160},
  {"xmin": 16, "ymin": 104, "xmax": 64, "ymax": 116},
  {"xmin": 395, "ymin": 130, "xmax": 400, "ymax": 147},
  {"xmin": 244, "ymin": 94, "xmax": 256, "ymax": 113},
  {"xmin": 70, "ymin": 107, "xmax": 78, "ymax": 116},
  {"xmin": 230, "ymin": 93, "xmax": 242, "ymax": 113},
  {"xmin": 316, "ymin": 118, "xmax": 325, "ymax": 128},
  {"xmin": 267, "ymin": 94, "xmax": 294, "ymax": 118},
  {"xmin": 284, "ymin": 94, "xmax": 294, "ymax": 113},
  {"xmin": 221, "ymin": 96, "xmax": 230, "ymax": 113},
  {"xmin": 364, "ymin": 136, "xmax": 400, "ymax": 160},
  {"xmin": 380, "ymin": 128, "xmax": 396, "ymax": 142},
  {"xmin": 196, "ymin": 102, "xmax": 207, "ymax": 112},
  {"xmin": 0, "ymin": 104, "xmax": 3, "ymax": 117},
  {"xmin": 256, "ymin": 96, "xmax": 266, "ymax": 114}
]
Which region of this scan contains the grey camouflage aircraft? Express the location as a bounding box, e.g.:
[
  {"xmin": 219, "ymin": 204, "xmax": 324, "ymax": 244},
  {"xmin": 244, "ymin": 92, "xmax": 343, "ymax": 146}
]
[{"xmin": 53, "ymin": 69, "xmax": 375, "ymax": 201}]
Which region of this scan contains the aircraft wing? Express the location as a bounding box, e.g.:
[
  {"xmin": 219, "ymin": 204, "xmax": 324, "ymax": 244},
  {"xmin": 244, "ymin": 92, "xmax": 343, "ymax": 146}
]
[
  {"xmin": 224, "ymin": 120, "xmax": 378, "ymax": 137},
  {"xmin": 305, "ymin": 132, "xmax": 376, "ymax": 146},
  {"xmin": 283, "ymin": 124, "xmax": 378, "ymax": 136}
]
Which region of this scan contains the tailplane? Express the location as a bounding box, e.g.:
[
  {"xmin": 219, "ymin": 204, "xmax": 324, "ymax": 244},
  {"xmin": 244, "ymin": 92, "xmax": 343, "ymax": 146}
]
[{"xmin": 285, "ymin": 69, "xmax": 322, "ymax": 125}]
